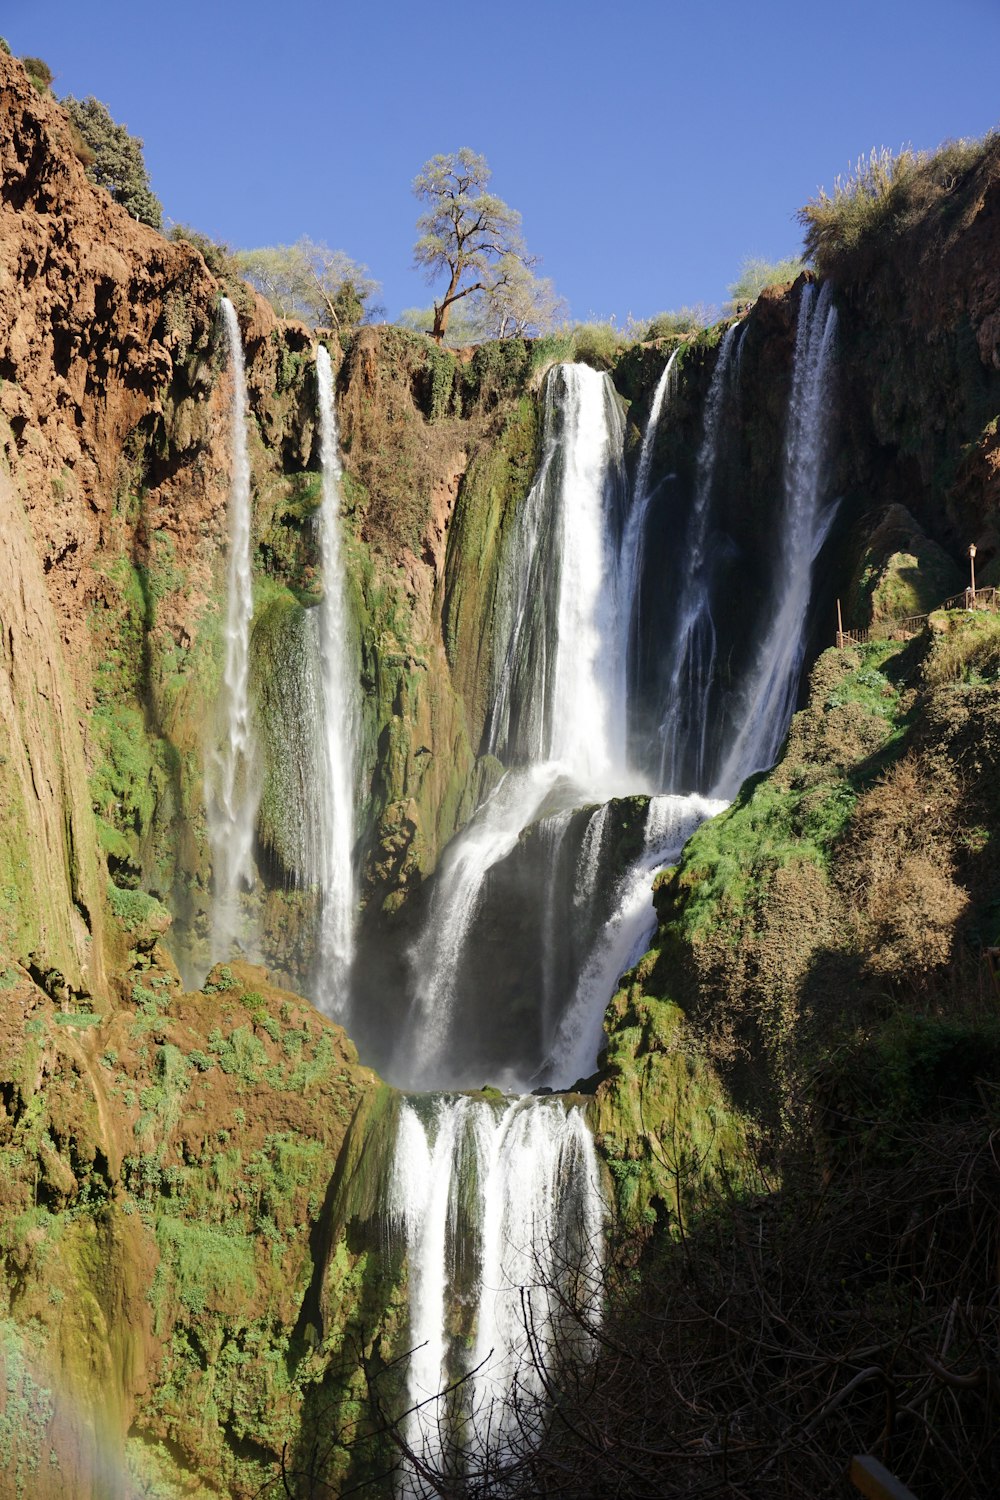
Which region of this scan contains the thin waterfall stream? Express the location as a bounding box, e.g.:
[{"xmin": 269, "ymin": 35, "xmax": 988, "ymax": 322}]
[
  {"xmin": 314, "ymin": 344, "xmax": 361, "ymax": 1014},
  {"xmin": 207, "ymin": 297, "xmax": 259, "ymax": 962},
  {"xmin": 712, "ymin": 282, "xmax": 839, "ymax": 795}
]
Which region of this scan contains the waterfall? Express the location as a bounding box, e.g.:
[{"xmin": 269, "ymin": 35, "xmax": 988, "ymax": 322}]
[
  {"xmin": 398, "ymin": 364, "xmax": 633, "ymax": 1090},
  {"xmin": 712, "ymin": 282, "xmax": 839, "ymax": 796},
  {"xmin": 619, "ymin": 346, "xmax": 680, "ymax": 683},
  {"xmin": 206, "ymin": 297, "xmax": 258, "ymax": 960},
  {"xmin": 539, "ymin": 808, "xmax": 576, "ymax": 1055},
  {"xmin": 400, "ymin": 763, "xmax": 566, "ymax": 1090},
  {"xmin": 543, "ymin": 791, "xmax": 727, "ymax": 1088},
  {"xmin": 657, "ymin": 322, "xmax": 742, "ymax": 793},
  {"xmin": 487, "ymin": 363, "xmax": 628, "ymax": 791},
  {"xmin": 313, "ymin": 345, "xmax": 360, "ymax": 1012},
  {"xmin": 389, "ymin": 1096, "xmax": 604, "ymax": 1488}
]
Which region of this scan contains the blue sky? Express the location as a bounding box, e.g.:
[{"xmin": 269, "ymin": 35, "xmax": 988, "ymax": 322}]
[{"xmin": 5, "ymin": 0, "xmax": 998, "ymax": 323}]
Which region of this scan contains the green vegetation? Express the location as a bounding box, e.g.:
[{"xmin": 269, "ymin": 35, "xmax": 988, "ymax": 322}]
[
  {"xmin": 641, "ymin": 305, "xmax": 714, "ymax": 338},
  {"xmin": 21, "ymin": 55, "xmax": 53, "ymax": 93},
  {"xmin": 0, "ymin": 1321, "xmax": 54, "ymax": 1498},
  {"xmin": 153, "ymin": 1217, "xmax": 256, "ymax": 1319},
  {"xmin": 62, "ymin": 94, "xmax": 162, "ymax": 228},
  {"xmin": 924, "ymin": 607, "xmax": 1000, "ymax": 685}
]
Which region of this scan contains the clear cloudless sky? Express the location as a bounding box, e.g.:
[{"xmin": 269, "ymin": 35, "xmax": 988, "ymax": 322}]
[{"xmin": 4, "ymin": 0, "xmax": 998, "ymax": 323}]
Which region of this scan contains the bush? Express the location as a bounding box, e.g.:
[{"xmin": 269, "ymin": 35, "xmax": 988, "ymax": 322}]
[
  {"xmin": 21, "ymin": 56, "xmax": 53, "ymax": 92},
  {"xmin": 642, "ymin": 305, "xmax": 714, "ymax": 339},
  {"xmin": 570, "ymin": 320, "xmax": 624, "ymax": 370},
  {"xmin": 924, "ymin": 609, "xmax": 1000, "ymax": 686},
  {"xmin": 727, "ymin": 254, "xmax": 805, "ymax": 304}
]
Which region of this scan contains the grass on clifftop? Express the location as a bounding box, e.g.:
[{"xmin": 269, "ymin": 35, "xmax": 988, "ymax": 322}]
[{"xmin": 799, "ymin": 132, "xmax": 1000, "ymax": 276}]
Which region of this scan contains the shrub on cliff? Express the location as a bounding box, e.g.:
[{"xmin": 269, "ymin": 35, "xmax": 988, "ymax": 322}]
[
  {"xmin": 62, "ymin": 94, "xmax": 162, "ymax": 229},
  {"xmin": 727, "ymin": 253, "xmax": 805, "ymax": 305},
  {"xmin": 798, "ymin": 136, "xmax": 998, "ymax": 276},
  {"xmin": 21, "ymin": 55, "xmax": 53, "ymax": 92}
]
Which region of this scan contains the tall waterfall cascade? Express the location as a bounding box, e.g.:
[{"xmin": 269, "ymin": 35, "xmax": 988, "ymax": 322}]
[
  {"xmin": 389, "ymin": 1096, "xmax": 604, "ymax": 1487},
  {"xmin": 379, "ymin": 318, "xmax": 836, "ymax": 1481},
  {"xmin": 206, "ymin": 297, "xmax": 259, "ymax": 962},
  {"xmin": 313, "ymin": 345, "xmax": 361, "ymax": 1013}
]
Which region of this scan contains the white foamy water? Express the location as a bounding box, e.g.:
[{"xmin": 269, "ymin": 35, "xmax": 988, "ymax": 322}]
[
  {"xmin": 543, "ymin": 792, "xmax": 727, "ymax": 1088},
  {"xmin": 389, "ymin": 1096, "xmax": 604, "ymax": 1490}
]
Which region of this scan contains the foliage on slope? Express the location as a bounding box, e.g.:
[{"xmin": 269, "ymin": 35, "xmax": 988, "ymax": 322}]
[
  {"xmin": 0, "ymin": 949, "xmax": 388, "ymax": 1498},
  {"xmin": 600, "ymin": 614, "xmax": 1000, "ymax": 1230}
]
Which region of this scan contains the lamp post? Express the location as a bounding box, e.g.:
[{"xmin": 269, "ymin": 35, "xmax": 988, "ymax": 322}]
[{"xmin": 968, "ymin": 542, "xmax": 977, "ymax": 607}]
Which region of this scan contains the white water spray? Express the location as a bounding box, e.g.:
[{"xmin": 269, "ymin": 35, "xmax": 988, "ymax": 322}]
[
  {"xmin": 713, "ymin": 282, "xmax": 839, "ymax": 795},
  {"xmin": 313, "ymin": 345, "xmax": 360, "ymax": 1011},
  {"xmin": 207, "ymin": 298, "xmax": 258, "ymax": 960}
]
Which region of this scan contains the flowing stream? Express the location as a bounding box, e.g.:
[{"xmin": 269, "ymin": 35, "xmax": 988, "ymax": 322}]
[
  {"xmin": 657, "ymin": 321, "xmax": 742, "ymax": 792},
  {"xmin": 207, "ymin": 297, "xmax": 258, "ymax": 961}
]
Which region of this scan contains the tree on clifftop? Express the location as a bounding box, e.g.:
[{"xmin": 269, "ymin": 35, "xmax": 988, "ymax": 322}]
[
  {"xmin": 413, "ymin": 149, "xmax": 543, "ymax": 343},
  {"xmin": 235, "ymin": 239, "xmax": 381, "ymax": 330},
  {"xmin": 63, "ymin": 95, "xmax": 162, "ymax": 229}
]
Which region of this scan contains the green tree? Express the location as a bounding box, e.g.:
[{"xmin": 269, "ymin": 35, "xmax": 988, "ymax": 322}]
[
  {"xmin": 412, "ymin": 149, "xmax": 537, "ymax": 343},
  {"xmin": 235, "ymin": 238, "xmax": 381, "ymax": 329},
  {"xmin": 62, "ymin": 95, "xmax": 162, "ymax": 229}
]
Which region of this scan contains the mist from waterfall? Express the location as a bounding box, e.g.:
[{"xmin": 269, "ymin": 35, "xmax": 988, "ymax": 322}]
[
  {"xmin": 313, "ymin": 345, "xmax": 361, "ymax": 1013},
  {"xmin": 206, "ymin": 297, "xmax": 259, "ymax": 962},
  {"xmin": 713, "ymin": 282, "xmax": 839, "ymax": 796},
  {"xmin": 389, "ymin": 1096, "xmax": 604, "ymax": 1490}
]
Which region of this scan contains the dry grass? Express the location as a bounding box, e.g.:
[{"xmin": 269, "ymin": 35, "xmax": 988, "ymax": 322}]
[{"xmin": 798, "ymin": 135, "xmax": 1000, "ymax": 276}]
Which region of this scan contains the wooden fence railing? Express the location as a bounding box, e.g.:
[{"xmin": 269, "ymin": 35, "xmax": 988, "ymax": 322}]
[{"xmin": 836, "ymin": 586, "xmax": 999, "ymax": 649}]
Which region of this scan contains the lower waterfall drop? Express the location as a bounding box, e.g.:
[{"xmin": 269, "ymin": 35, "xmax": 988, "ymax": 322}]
[{"xmin": 388, "ymin": 1096, "xmax": 605, "ymax": 1490}]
